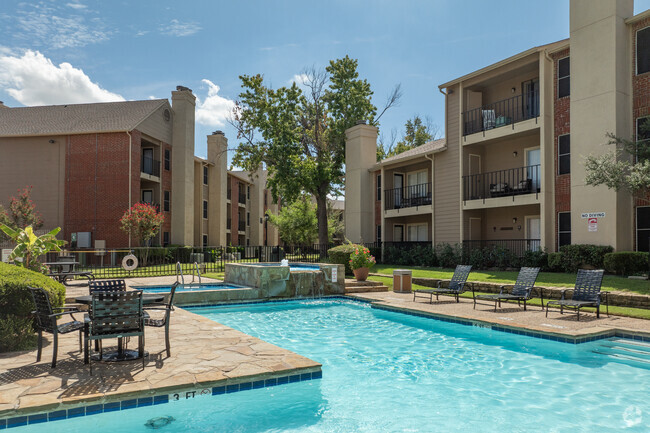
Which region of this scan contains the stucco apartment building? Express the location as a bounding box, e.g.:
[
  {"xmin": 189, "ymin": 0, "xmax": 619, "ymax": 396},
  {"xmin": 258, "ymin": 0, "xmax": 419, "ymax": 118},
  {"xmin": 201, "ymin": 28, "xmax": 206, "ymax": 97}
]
[
  {"xmin": 0, "ymin": 86, "xmax": 278, "ymax": 249},
  {"xmin": 346, "ymin": 0, "xmax": 650, "ymax": 254}
]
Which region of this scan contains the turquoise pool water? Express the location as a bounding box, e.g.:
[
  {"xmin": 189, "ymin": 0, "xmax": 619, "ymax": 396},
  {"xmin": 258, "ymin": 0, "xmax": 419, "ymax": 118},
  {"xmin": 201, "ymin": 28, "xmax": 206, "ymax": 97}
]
[
  {"xmin": 132, "ymin": 283, "xmax": 245, "ymax": 293},
  {"xmin": 12, "ymin": 300, "xmax": 650, "ymax": 432}
]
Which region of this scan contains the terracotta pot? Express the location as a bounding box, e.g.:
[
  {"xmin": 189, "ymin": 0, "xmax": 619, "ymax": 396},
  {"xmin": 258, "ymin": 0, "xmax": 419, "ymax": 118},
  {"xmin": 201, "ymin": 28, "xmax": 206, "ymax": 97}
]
[{"xmin": 353, "ymin": 267, "xmax": 369, "ymax": 281}]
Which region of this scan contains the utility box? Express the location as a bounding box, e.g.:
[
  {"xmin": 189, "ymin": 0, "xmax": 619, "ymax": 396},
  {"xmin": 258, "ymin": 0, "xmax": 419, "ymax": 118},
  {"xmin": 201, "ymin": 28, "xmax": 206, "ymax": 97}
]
[
  {"xmin": 77, "ymin": 232, "xmax": 92, "ymax": 248},
  {"xmin": 393, "ymin": 269, "xmax": 412, "ymax": 293}
]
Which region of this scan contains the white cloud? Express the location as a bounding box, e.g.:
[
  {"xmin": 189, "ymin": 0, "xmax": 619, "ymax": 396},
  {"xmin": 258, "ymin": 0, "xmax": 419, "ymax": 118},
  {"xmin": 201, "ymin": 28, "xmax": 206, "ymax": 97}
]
[
  {"xmin": 14, "ymin": 3, "xmax": 110, "ymax": 49},
  {"xmin": 196, "ymin": 79, "xmax": 235, "ymax": 127},
  {"xmin": 164, "ymin": 19, "xmax": 201, "ymax": 37},
  {"xmin": 290, "ymin": 73, "xmax": 309, "ymax": 85},
  {"xmin": 0, "ymin": 50, "xmax": 124, "ymax": 106}
]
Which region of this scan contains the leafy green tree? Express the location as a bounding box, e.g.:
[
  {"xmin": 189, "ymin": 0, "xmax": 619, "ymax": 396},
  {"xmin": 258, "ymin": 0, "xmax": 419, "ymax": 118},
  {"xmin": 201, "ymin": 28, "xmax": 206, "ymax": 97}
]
[
  {"xmin": 231, "ymin": 56, "xmax": 400, "ymax": 246},
  {"xmin": 267, "ymin": 195, "xmax": 343, "ymax": 245},
  {"xmin": 0, "ymin": 187, "xmax": 43, "ymax": 241},
  {"xmin": 0, "ymin": 225, "xmax": 65, "ymax": 273},
  {"xmin": 584, "ymin": 129, "xmax": 650, "ymax": 201},
  {"xmin": 119, "ymin": 203, "xmax": 164, "ymax": 265},
  {"xmin": 377, "ymin": 115, "xmax": 439, "ymax": 161}
]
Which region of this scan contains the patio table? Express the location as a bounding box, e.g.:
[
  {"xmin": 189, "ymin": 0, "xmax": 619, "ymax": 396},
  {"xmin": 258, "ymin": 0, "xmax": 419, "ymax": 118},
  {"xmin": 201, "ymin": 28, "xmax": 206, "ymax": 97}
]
[{"xmin": 75, "ymin": 293, "xmax": 164, "ymax": 362}]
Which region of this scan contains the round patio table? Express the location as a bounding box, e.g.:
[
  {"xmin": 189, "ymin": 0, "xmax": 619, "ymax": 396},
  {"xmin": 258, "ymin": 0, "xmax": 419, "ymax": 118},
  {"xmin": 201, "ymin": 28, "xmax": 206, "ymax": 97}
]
[{"xmin": 75, "ymin": 293, "xmax": 164, "ymax": 362}]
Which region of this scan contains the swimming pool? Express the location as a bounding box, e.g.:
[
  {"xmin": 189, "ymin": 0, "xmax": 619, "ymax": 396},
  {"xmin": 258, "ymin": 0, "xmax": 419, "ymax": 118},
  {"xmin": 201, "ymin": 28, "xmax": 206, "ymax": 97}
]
[{"xmin": 11, "ymin": 300, "xmax": 650, "ymax": 432}]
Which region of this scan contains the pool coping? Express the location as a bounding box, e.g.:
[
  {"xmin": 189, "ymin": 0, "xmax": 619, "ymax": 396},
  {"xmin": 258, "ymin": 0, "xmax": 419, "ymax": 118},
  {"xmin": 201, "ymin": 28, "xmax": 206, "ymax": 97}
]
[{"xmin": 3, "ymin": 294, "xmax": 649, "ymax": 429}]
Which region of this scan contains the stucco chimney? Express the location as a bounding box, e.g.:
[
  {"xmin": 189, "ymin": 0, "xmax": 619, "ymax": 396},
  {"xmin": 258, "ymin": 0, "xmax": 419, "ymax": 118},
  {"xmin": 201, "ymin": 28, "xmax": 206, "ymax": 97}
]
[{"xmin": 207, "ymin": 132, "xmax": 228, "ymax": 246}]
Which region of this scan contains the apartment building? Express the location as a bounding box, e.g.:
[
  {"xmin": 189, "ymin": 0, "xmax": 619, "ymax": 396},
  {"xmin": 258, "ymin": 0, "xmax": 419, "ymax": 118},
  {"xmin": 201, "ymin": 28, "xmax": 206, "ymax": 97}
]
[
  {"xmin": 0, "ymin": 87, "xmax": 278, "ymax": 248},
  {"xmin": 346, "ymin": 0, "xmax": 650, "ymax": 254}
]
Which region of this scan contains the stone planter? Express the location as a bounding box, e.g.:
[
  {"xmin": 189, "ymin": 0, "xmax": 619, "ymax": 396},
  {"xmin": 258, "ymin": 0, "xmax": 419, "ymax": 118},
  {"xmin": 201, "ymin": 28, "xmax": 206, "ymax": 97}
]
[{"xmin": 353, "ymin": 267, "xmax": 369, "ymax": 281}]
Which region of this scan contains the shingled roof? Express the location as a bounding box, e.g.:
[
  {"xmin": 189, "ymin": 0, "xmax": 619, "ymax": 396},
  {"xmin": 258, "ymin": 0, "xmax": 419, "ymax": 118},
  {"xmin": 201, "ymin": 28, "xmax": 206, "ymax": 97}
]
[
  {"xmin": 374, "ymin": 138, "xmax": 446, "ymax": 168},
  {"xmin": 0, "ymin": 99, "xmax": 169, "ymax": 137}
]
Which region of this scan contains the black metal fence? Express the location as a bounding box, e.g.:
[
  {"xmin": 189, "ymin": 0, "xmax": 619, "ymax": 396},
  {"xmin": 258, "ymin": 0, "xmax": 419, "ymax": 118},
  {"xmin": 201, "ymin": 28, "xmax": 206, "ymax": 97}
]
[
  {"xmin": 384, "ymin": 183, "xmax": 432, "ymax": 210},
  {"xmin": 463, "ymin": 90, "xmax": 539, "ymax": 136},
  {"xmin": 463, "ymin": 164, "xmax": 540, "ymax": 201}
]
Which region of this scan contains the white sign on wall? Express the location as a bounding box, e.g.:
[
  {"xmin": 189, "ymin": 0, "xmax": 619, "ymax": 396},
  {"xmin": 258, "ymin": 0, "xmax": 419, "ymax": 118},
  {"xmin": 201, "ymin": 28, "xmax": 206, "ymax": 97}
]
[
  {"xmin": 588, "ymin": 218, "xmax": 598, "ymax": 232},
  {"xmin": 581, "ymin": 212, "xmax": 606, "ymax": 218},
  {"xmin": 331, "ymin": 267, "xmax": 338, "ymax": 282}
]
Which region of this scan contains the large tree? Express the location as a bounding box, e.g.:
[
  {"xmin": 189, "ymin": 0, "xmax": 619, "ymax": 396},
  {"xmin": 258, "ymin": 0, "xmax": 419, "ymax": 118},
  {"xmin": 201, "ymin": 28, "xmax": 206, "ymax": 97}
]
[
  {"xmin": 231, "ymin": 56, "xmax": 399, "ymax": 246},
  {"xmin": 266, "ymin": 195, "xmax": 343, "ymax": 245}
]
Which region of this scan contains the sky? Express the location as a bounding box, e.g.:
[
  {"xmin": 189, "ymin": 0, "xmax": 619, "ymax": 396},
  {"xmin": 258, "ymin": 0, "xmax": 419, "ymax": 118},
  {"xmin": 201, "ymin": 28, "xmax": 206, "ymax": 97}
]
[{"xmin": 2, "ymin": 0, "xmax": 650, "ymax": 164}]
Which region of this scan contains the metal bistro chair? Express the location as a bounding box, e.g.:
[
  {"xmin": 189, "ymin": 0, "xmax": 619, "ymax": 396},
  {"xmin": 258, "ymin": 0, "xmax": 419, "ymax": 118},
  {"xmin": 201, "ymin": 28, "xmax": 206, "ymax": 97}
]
[
  {"xmin": 546, "ymin": 269, "xmax": 607, "ymax": 321},
  {"xmin": 88, "ymin": 279, "xmax": 127, "ymax": 294},
  {"xmin": 85, "ymin": 290, "xmax": 145, "ymax": 375},
  {"xmin": 144, "ymin": 282, "xmax": 180, "ymax": 357},
  {"xmin": 473, "ymin": 267, "xmax": 541, "ymax": 312},
  {"xmin": 28, "ymin": 287, "xmax": 84, "ymax": 368}
]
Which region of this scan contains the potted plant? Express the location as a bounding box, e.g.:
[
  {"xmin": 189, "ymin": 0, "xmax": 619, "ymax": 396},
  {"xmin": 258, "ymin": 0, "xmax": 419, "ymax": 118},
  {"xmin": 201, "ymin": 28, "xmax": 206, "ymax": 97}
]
[{"xmin": 349, "ymin": 247, "xmax": 376, "ymax": 281}]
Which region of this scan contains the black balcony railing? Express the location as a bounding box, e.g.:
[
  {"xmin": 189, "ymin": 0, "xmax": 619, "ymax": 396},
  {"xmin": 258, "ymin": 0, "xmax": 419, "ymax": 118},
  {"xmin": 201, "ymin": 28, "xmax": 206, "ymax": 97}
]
[
  {"xmin": 463, "ymin": 239, "xmax": 541, "ymax": 258},
  {"xmin": 227, "ymin": 189, "xmax": 232, "ymax": 200},
  {"xmin": 238, "ymin": 193, "xmax": 246, "ymax": 205},
  {"xmin": 463, "ymin": 90, "xmax": 539, "ymax": 136},
  {"xmin": 238, "ymin": 220, "xmax": 246, "ymax": 232},
  {"xmin": 384, "ymin": 183, "xmax": 431, "ymax": 210},
  {"xmin": 141, "ymin": 156, "xmax": 160, "ymax": 177},
  {"xmin": 227, "ymin": 218, "xmax": 231, "ymax": 230},
  {"xmin": 463, "ymin": 164, "xmax": 540, "ymax": 201}
]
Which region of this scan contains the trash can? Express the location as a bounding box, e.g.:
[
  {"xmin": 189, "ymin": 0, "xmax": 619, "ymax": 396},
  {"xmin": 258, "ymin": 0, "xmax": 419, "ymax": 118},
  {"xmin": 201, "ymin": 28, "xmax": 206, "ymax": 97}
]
[{"xmin": 393, "ymin": 269, "xmax": 412, "ymax": 293}]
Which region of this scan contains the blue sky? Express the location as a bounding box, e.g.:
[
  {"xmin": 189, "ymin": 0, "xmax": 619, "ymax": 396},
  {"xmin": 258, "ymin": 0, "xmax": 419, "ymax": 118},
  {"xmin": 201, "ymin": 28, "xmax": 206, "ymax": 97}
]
[{"xmin": 2, "ymin": 0, "xmax": 650, "ymax": 163}]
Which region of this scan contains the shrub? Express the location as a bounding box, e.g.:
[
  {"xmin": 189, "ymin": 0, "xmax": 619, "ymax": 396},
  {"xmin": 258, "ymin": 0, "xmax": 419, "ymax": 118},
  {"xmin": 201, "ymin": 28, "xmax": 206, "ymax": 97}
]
[
  {"xmin": 604, "ymin": 252, "xmax": 649, "ymax": 276},
  {"xmin": 0, "ymin": 315, "xmax": 37, "ymax": 352},
  {"xmin": 520, "ymin": 249, "xmax": 549, "ymax": 270},
  {"xmin": 436, "ymin": 243, "xmax": 463, "ymax": 268},
  {"xmin": 547, "ymin": 252, "xmax": 563, "ymax": 272},
  {"xmin": 328, "ymin": 243, "xmax": 363, "ymax": 274},
  {"xmin": 0, "ymin": 262, "xmax": 66, "ymax": 352},
  {"xmin": 558, "ymin": 244, "xmax": 613, "ymax": 272}
]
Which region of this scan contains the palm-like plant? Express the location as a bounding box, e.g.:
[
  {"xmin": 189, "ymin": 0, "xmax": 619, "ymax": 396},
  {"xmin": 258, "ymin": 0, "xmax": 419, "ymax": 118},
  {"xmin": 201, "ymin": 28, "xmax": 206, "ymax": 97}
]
[{"xmin": 0, "ymin": 224, "xmax": 65, "ymax": 273}]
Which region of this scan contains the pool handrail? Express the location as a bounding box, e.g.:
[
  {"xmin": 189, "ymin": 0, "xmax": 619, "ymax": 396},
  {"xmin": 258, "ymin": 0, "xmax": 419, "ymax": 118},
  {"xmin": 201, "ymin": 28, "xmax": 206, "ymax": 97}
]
[
  {"xmin": 191, "ymin": 262, "xmax": 202, "ymax": 285},
  {"xmin": 176, "ymin": 262, "xmax": 184, "ymax": 285}
]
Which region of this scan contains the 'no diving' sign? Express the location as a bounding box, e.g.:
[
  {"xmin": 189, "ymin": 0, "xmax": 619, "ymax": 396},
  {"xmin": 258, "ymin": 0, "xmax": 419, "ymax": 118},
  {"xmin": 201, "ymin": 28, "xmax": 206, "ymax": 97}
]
[{"xmin": 588, "ymin": 218, "xmax": 598, "ymax": 232}]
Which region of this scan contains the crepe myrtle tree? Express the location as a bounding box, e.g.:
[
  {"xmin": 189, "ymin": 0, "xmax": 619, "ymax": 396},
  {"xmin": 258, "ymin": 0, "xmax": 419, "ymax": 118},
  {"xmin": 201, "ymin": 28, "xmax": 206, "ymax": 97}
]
[
  {"xmin": 119, "ymin": 203, "xmax": 164, "ymax": 266},
  {"xmin": 231, "ymin": 56, "xmax": 400, "ymax": 248},
  {"xmin": 0, "ymin": 186, "xmax": 43, "ymax": 242}
]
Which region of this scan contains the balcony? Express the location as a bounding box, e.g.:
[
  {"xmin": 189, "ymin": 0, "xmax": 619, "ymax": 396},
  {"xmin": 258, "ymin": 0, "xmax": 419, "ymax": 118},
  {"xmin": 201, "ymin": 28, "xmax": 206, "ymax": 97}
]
[
  {"xmin": 141, "ymin": 156, "xmax": 160, "ymax": 177},
  {"xmin": 463, "ymin": 90, "xmax": 539, "ymax": 136},
  {"xmin": 227, "ymin": 189, "xmax": 232, "ymax": 200},
  {"xmin": 384, "ymin": 183, "xmax": 431, "ymax": 211},
  {"xmin": 463, "ymin": 165, "xmax": 540, "ymax": 202},
  {"xmin": 238, "ymin": 192, "xmax": 246, "ymax": 205},
  {"xmin": 238, "ymin": 220, "xmax": 246, "ymax": 232}
]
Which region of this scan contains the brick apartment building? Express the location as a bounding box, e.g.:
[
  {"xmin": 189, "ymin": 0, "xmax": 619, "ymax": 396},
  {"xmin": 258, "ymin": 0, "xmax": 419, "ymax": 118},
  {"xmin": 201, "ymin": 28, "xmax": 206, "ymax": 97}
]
[
  {"xmin": 0, "ymin": 87, "xmax": 278, "ymax": 249},
  {"xmin": 346, "ymin": 0, "xmax": 650, "ymax": 254}
]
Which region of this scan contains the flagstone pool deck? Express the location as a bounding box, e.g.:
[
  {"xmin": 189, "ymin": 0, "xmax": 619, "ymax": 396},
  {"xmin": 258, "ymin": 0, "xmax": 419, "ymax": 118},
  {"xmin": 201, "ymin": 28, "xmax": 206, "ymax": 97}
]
[{"xmin": 2, "ymin": 276, "xmax": 650, "ymax": 422}]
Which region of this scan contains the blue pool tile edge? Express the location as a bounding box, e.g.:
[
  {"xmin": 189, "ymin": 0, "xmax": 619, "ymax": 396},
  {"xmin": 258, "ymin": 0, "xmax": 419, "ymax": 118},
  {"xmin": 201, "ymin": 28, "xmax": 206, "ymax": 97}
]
[{"xmin": 0, "ymin": 370, "xmax": 321, "ymax": 429}]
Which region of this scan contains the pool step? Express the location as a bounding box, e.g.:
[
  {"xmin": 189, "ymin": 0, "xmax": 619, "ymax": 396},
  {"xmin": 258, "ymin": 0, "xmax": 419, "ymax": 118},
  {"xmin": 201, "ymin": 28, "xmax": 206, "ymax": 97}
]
[
  {"xmin": 592, "ymin": 338, "xmax": 650, "ymax": 367},
  {"xmin": 345, "ymin": 279, "xmax": 389, "ymax": 293}
]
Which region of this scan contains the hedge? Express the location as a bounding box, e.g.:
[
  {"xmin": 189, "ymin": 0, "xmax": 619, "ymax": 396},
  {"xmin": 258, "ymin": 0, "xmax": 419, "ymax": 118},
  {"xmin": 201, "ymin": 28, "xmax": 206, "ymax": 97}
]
[
  {"xmin": 328, "ymin": 244, "xmax": 364, "ymax": 275},
  {"xmin": 604, "ymin": 252, "xmax": 649, "ymax": 276},
  {"xmin": 0, "ymin": 262, "xmax": 66, "ymax": 352}
]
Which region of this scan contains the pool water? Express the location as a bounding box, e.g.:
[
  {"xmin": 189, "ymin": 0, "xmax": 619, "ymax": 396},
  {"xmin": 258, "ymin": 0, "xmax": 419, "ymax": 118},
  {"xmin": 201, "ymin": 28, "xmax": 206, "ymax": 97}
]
[
  {"xmin": 133, "ymin": 283, "xmax": 245, "ymax": 293},
  {"xmin": 12, "ymin": 300, "xmax": 650, "ymax": 432}
]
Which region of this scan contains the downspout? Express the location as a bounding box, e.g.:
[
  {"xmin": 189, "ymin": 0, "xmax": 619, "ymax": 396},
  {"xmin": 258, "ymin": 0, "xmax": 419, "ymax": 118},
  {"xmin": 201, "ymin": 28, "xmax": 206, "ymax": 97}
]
[
  {"xmin": 425, "ymin": 153, "xmax": 435, "ymax": 247},
  {"xmin": 126, "ymin": 130, "xmax": 132, "ymax": 248}
]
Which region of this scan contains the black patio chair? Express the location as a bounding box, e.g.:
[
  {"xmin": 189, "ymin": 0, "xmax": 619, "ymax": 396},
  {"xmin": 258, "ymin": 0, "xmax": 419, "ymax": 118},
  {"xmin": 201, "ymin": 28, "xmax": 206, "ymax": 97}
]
[
  {"xmin": 144, "ymin": 282, "xmax": 179, "ymax": 357},
  {"xmin": 88, "ymin": 279, "xmax": 127, "ymax": 294},
  {"xmin": 413, "ymin": 265, "xmax": 473, "ymax": 303},
  {"xmin": 28, "ymin": 287, "xmax": 84, "ymax": 368},
  {"xmin": 473, "ymin": 267, "xmax": 541, "ymax": 312},
  {"xmin": 545, "ymin": 269, "xmax": 607, "ymax": 321},
  {"xmin": 85, "ymin": 290, "xmax": 145, "ymax": 375}
]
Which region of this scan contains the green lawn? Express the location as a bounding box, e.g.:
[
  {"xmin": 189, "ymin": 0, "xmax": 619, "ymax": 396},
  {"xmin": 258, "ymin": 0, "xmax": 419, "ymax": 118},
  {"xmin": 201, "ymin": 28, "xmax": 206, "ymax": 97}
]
[
  {"xmin": 367, "ymin": 274, "xmax": 650, "ymax": 320},
  {"xmin": 371, "ymin": 264, "xmax": 650, "ymax": 295}
]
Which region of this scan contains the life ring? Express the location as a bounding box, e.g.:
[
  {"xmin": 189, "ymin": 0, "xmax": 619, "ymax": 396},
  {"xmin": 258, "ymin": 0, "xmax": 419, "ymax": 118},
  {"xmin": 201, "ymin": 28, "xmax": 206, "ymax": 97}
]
[{"xmin": 122, "ymin": 254, "xmax": 138, "ymax": 271}]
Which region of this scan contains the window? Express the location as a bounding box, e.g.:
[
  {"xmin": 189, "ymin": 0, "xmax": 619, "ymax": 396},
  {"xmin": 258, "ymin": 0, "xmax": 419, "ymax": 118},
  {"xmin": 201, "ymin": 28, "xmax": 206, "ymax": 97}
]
[
  {"xmin": 164, "ymin": 149, "xmax": 170, "ymax": 171},
  {"xmin": 407, "ymin": 170, "xmax": 428, "ymax": 198},
  {"xmin": 141, "ymin": 189, "xmax": 153, "ymax": 204},
  {"xmin": 203, "ymin": 166, "xmax": 208, "ymax": 185},
  {"xmin": 558, "ymin": 57, "xmax": 570, "ymax": 98},
  {"xmin": 163, "ymin": 232, "xmax": 170, "ymax": 246},
  {"xmin": 558, "ymin": 134, "xmax": 570, "ymax": 175},
  {"xmin": 377, "ymin": 225, "xmax": 381, "ymax": 243},
  {"xmin": 637, "ymin": 27, "xmax": 650, "ymax": 75},
  {"xmin": 393, "ymin": 225, "xmax": 404, "ymax": 242},
  {"xmin": 636, "ymin": 117, "xmax": 650, "ymax": 163},
  {"xmin": 637, "ymin": 207, "xmax": 650, "ymax": 252},
  {"xmin": 407, "ymin": 223, "xmax": 428, "ymax": 242},
  {"xmin": 163, "ymin": 191, "xmax": 170, "ymax": 212},
  {"xmin": 264, "ymin": 191, "xmax": 267, "ymax": 206},
  {"xmin": 247, "ymin": 212, "xmax": 250, "ymax": 226},
  {"xmin": 247, "ymin": 186, "xmax": 250, "ymax": 199},
  {"xmin": 246, "ymin": 238, "xmax": 250, "ymax": 246},
  {"xmin": 558, "ymin": 212, "xmax": 571, "ymax": 248},
  {"xmin": 202, "ymin": 234, "xmax": 208, "ymax": 247},
  {"xmin": 377, "ymin": 174, "xmax": 381, "ymax": 201},
  {"xmin": 203, "ymin": 200, "xmax": 208, "ymax": 219}
]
